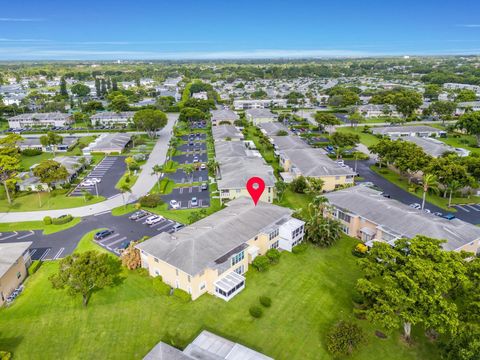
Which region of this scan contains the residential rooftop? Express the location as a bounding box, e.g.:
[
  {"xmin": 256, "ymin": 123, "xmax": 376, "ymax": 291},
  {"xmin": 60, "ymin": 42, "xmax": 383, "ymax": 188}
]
[
  {"xmin": 325, "ymin": 185, "xmax": 480, "ymax": 251},
  {"xmin": 258, "ymin": 122, "xmax": 290, "ymax": 136},
  {"xmin": 83, "ymin": 133, "xmax": 131, "ymax": 153},
  {"xmin": 269, "ymin": 135, "xmax": 310, "ymax": 151},
  {"xmin": 371, "ymin": 125, "xmax": 445, "ymax": 136},
  {"xmin": 212, "ymin": 125, "xmax": 244, "ymax": 141},
  {"xmin": 217, "ymin": 157, "xmax": 276, "ymax": 190},
  {"xmin": 9, "ymin": 112, "xmax": 71, "ymax": 121},
  {"xmin": 0, "ymin": 242, "xmax": 32, "ymax": 278},
  {"xmin": 245, "ymin": 108, "xmax": 277, "ymax": 118},
  {"xmin": 403, "ymin": 136, "xmax": 469, "ymax": 157},
  {"xmin": 211, "ymin": 109, "xmax": 239, "ymax": 121},
  {"xmin": 136, "ymin": 197, "xmax": 291, "ymax": 276}
]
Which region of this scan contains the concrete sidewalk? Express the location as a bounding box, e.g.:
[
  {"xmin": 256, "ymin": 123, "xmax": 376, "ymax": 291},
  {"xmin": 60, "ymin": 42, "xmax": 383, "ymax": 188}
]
[{"xmin": 0, "ymin": 113, "xmax": 177, "ymax": 223}]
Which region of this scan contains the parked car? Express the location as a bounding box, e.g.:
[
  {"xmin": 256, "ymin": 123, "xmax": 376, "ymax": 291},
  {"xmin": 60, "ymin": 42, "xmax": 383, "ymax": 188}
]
[
  {"xmin": 191, "ymin": 197, "xmax": 198, "ymax": 207},
  {"xmin": 423, "ymin": 208, "xmax": 431, "ymax": 214},
  {"xmin": 172, "ymin": 223, "xmax": 184, "ymax": 232},
  {"xmin": 193, "ymin": 157, "xmax": 199, "ymax": 163},
  {"xmin": 201, "ymin": 183, "xmax": 208, "ymax": 191},
  {"xmin": 90, "ymin": 178, "xmax": 101, "ymax": 183},
  {"xmin": 146, "ymin": 215, "xmax": 164, "ymax": 225},
  {"xmin": 169, "ymin": 199, "xmax": 180, "ymax": 209},
  {"xmin": 94, "ymin": 229, "xmax": 114, "ymax": 240},
  {"xmin": 433, "ymin": 212, "xmax": 443, "ymax": 217},
  {"xmin": 118, "ymin": 241, "xmax": 131, "ymax": 250},
  {"xmin": 145, "ymin": 215, "xmax": 159, "ymax": 224},
  {"xmin": 200, "ymin": 163, "xmax": 206, "ymax": 170},
  {"xmin": 443, "ymin": 213, "xmax": 456, "ymax": 220},
  {"xmin": 129, "ymin": 210, "xmax": 147, "ymax": 220},
  {"xmin": 409, "ymin": 203, "xmax": 421, "ymax": 209},
  {"xmin": 380, "ymin": 192, "xmax": 391, "ymax": 198}
]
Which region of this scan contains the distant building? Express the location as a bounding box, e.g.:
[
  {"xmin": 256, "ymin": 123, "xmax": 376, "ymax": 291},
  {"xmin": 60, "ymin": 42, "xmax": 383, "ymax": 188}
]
[
  {"xmin": 357, "ymin": 104, "xmax": 401, "ymax": 118},
  {"xmin": 233, "ymin": 99, "xmax": 287, "ymax": 110},
  {"xmin": 210, "ymin": 109, "xmax": 239, "ymax": 126},
  {"xmin": 258, "ymin": 122, "xmax": 291, "ymax": 136},
  {"xmin": 8, "ymin": 112, "xmax": 73, "ymax": 129},
  {"xmin": 144, "ymin": 330, "xmax": 274, "ymax": 360},
  {"xmin": 443, "ymin": 83, "xmax": 480, "ymax": 95},
  {"xmin": 19, "ymin": 136, "xmax": 79, "ymax": 152},
  {"xmin": 212, "ymin": 125, "xmax": 244, "ymax": 142},
  {"xmin": 0, "ymin": 242, "xmax": 32, "ymax": 306},
  {"xmin": 192, "ymin": 91, "xmax": 208, "ymax": 100},
  {"xmin": 455, "ymin": 101, "xmax": 480, "ymax": 116},
  {"xmin": 83, "ymin": 133, "xmax": 132, "ymax": 154},
  {"xmin": 403, "ymin": 136, "xmax": 470, "ymax": 158},
  {"xmin": 90, "ymin": 111, "xmax": 135, "ymax": 126},
  {"xmin": 245, "ymin": 108, "xmax": 277, "ymax": 125},
  {"xmin": 371, "ymin": 125, "xmax": 446, "ymax": 138}
]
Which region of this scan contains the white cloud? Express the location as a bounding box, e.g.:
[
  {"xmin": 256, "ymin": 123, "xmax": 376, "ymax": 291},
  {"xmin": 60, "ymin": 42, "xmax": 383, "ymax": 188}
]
[
  {"xmin": 0, "ymin": 17, "xmax": 44, "ymax": 22},
  {"xmin": 457, "ymin": 24, "xmax": 480, "ymax": 28}
]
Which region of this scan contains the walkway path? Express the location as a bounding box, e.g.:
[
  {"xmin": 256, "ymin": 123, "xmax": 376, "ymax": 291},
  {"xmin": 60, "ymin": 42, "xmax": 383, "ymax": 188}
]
[{"xmin": 0, "ymin": 113, "xmax": 177, "ymax": 223}]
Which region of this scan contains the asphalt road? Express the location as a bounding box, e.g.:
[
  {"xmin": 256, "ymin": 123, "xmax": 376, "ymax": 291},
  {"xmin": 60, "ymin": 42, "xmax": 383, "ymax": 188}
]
[
  {"xmin": 349, "ymin": 159, "xmax": 479, "ymax": 225},
  {"xmin": 0, "ymin": 210, "xmax": 181, "ymax": 260}
]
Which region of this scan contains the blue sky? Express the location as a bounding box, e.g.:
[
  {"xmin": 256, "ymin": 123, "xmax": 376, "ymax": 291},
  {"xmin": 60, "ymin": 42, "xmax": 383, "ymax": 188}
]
[{"xmin": 1, "ymin": 0, "xmax": 480, "ymax": 60}]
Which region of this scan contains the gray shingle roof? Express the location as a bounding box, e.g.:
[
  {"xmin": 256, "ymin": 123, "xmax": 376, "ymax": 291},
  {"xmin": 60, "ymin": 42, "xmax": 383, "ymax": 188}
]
[
  {"xmin": 136, "ymin": 197, "xmax": 291, "ymax": 275},
  {"xmin": 211, "ymin": 109, "xmax": 239, "ymax": 122},
  {"xmin": 402, "ymin": 136, "xmax": 458, "ymax": 157},
  {"xmin": 9, "ymin": 112, "xmax": 71, "ymax": 121},
  {"xmin": 371, "ymin": 125, "xmax": 443, "ymax": 135},
  {"xmin": 324, "ymin": 185, "xmax": 480, "ymax": 251},
  {"xmin": 258, "ymin": 122, "xmax": 290, "ymax": 136},
  {"xmin": 143, "ymin": 342, "xmax": 192, "ymax": 360},
  {"xmin": 270, "ymin": 136, "xmax": 310, "ymax": 151},
  {"xmin": 217, "ymin": 157, "xmax": 276, "ymax": 189},
  {"xmin": 0, "ymin": 242, "xmax": 31, "ymax": 278},
  {"xmin": 245, "ymin": 108, "xmax": 276, "ymax": 119},
  {"xmin": 212, "ymin": 125, "xmax": 244, "ymax": 141}
]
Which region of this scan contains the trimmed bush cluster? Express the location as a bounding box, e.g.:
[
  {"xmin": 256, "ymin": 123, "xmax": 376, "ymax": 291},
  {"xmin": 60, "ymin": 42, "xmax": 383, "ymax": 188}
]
[
  {"xmin": 0, "ymin": 351, "xmax": 12, "ymax": 360},
  {"xmin": 252, "ymin": 255, "xmax": 270, "ymax": 272},
  {"xmin": 43, "ymin": 216, "xmax": 52, "ymax": 225},
  {"xmin": 153, "ymin": 277, "xmax": 172, "ymax": 296},
  {"xmin": 326, "ymin": 320, "xmax": 364, "ymax": 357},
  {"xmin": 139, "ymin": 194, "xmax": 163, "ymax": 208},
  {"xmin": 249, "ymin": 306, "xmax": 263, "ymax": 318},
  {"xmin": 259, "ymin": 296, "xmax": 272, "ymax": 308},
  {"xmin": 52, "ymin": 214, "xmax": 73, "ymax": 225},
  {"xmin": 266, "ymin": 248, "xmax": 280, "ymax": 264},
  {"xmin": 28, "ymin": 260, "xmax": 43, "ymax": 276},
  {"xmin": 172, "ymin": 288, "xmax": 191, "ymax": 303},
  {"xmin": 352, "ymin": 243, "xmax": 368, "ymax": 257},
  {"xmin": 22, "ymin": 148, "xmax": 43, "ymax": 156}
]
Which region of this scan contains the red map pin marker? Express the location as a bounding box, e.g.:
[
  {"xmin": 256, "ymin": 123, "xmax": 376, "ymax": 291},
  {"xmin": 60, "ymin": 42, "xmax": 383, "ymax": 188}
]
[{"xmin": 246, "ymin": 177, "xmax": 265, "ymax": 206}]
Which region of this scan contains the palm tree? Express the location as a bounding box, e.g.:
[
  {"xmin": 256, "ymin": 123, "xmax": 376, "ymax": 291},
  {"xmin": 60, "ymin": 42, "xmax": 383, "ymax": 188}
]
[
  {"xmin": 151, "ymin": 164, "xmax": 163, "ymax": 191},
  {"xmin": 207, "ymin": 159, "xmax": 219, "ymax": 176},
  {"xmin": 183, "ymin": 164, "xmax": 195, "ymax": 183},
  {"xmin": 119, "ymin": 184, "xmax": 131, "ymax": 208},
  {"xmin": 447, "ymin": 180, "xmax": 462, "ymax": 208},
  {"xmin": 421, "ymin": 174, "xmax": 439, "ymax": 210}
]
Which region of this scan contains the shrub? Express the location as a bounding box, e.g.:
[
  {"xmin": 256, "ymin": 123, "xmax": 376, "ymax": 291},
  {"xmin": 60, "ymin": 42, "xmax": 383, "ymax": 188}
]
[
  {"xmin": 172, "ymin": 288, "xmax": 191, "ymax": 303},
  {"xmin": 326, "ymin": 321, "xmax": 364, "ymax": 357},
  {"xmin": 28, "ymin": 260, "xmax": 42, "ymax": 275},
  {"xmin": 133, "ymin": 153, "xmax": 146, "ymax": 162},
  {"xmin": 252, "ymin": 255, "xmax": 270, "ymax": 272},
  {"xmin": 292, "ymin": 243, "xmax": 308, "ymax": 254},
  {"xmin": 266, "ymin": 248, "xmax": 280, "ymax": 264},
  {"xmin": 351, "ymin": 290, "xmax": 364, "ymax": 305},
  {"xmin": 43, "ymin": 216, "xmax": 52, "ymax": 225},
  {"xmin": 153, "ymin": 277, "xmax": 171, "ymax": 296},
  {"xmin": 139, "ymin": 194, "xmax": 163, "ymax": 208},
  {"xmin": 0, "ymin": 351, "xmax": 12, "ymax": 360},
  {"xmin": 22, "ymin": 148, "xmax": 43, "ymax": 156},
  {"xmin": 352, "ymin": 243, "xmax": 368, "ymax": 257},
  {"xmin": 290, "ymin": 176, "xmax": 308, "ymax": 194},
  {"xmin": 52, "ymin": 214, "xmax": 73, "ymax": 225},
  {"xmin": 249, "ymin": 305, "xmax": 263, "ymax": 318},
  {"xmin": 259, "ymin": 296, "xmax": 272, "ymax": 308}
]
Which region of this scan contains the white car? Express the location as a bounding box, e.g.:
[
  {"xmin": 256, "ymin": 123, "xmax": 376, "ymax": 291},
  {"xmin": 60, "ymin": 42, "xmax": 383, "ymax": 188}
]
[
  {"xmin": 191, "ymin": 197, "xmax": 198, "ymax": 207},
  {"xmin": 81, "ymin": 180, "xmax": 94, "ymax": 187},
  {"xmin": 90, "ymin": 178, "xmax": 101, "ymax": 183},
  {"xmin": 200, "ymin": 163, "xmax": 206, "ymax": 170},
  {"xmin": 169, "ymin": 199, "xmax": 180, "ymax": 209},
  {"xmin": 145, "ymin": 215, "xmax": 158, "ymax": 224},
  {"xmin": 409, "ymin": 203, "xmax": 421, "ymax": 209},
  {"xmin": 146, "ymin": 215, "xmax": 164, "ymax": 225}
]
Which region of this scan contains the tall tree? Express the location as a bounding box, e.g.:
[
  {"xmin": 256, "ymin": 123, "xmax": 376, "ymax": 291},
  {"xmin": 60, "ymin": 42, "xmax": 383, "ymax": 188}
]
[
  {"xmin": 133, "ymin": 109, "xmax": 168, "ymax": 139},
  {"xmin": 0, "ymin": 133, "xmax": 23, "ymax": 157},
  {"xmin": 49, "ymin": 251, "xmax": 121, "ymax": 307},
  {"xmin": 70, "ymin": 83, "xmax": 91, "ymax": 98},
  {"xmin": 151, "ymin": 164, "xmax": 163, "ymax": 191},
  {"xmin": 39, "ymin": 131, "xmax": 63, "ymax": 156},
  {"xmin": 59, "ymin": 76, "xmax": 68, "ymax": 98},
  {"xmin": 119, "ymin": 184, "xmax": 131, "ymax": 208},
  {"xmin": 457, "ymin": 111, "xmax": 480, "ymax": 147},
  {"xmin": 421, "ymin": 173, "xmax": 439, "ymax": 210},
  {"xmin": 32, "ymin": 160, "xmax": 69, "ymax": 190},
  {"xmin": 330, "ymin": 132, "xmax": 360, "ymax": 160},
  {"xmin": 0, "ymin": 155, "xmax": 19, "ymax": 204},
  {"xmin": 356, "ymin": 236, "xmax": 468, "ymax": 340}
]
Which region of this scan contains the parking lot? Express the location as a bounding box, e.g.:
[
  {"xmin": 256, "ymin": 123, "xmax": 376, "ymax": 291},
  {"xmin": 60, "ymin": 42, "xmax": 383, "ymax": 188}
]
[
  {"xmin": 161, "ymin": 184, "xmax": 210, "ymax": 209},
  {"xmin": 451, "ymin": 204, "xmax": 480, "ymax": 224},
  {"xmin": 181, "ymin": 133, "xmax": 207, "ymax": 141},
  {"xmin": 163, "ymin": 168, "xmax": 209, "ymax": 183},
  {"xmin": 70, "ymin": 156, "xmax": 127, "ymax": 198},
  {"xmin": 178, "ymin": 142, "xmax": 207, "ymax": 153},
  {"xmin": 172, "ymin": 152, "xmax": 208, "ymax": 165}
]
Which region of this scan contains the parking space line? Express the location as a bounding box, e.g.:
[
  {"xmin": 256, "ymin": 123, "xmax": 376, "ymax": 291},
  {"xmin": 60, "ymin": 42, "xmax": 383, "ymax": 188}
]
[
  {"xmin": 466, "ymin": 205, "xmax": 480, "ymax": 211},
  {"xmin": 98, "ymin": 233, "xmax": 120, "ymax": 243},
  {"xmin": 17, "ymin": 230, "xmax": 35, "ymax": 239},
  {"xmin": 156, "ymin": 222, "xmax": 174, "ymax": 232},
  {"xmin": 53, "ymin": 248, "xmax": 65, "ymax": 259},
  {"xmin": 106, "ymin": 237, "xmax": 128, "ymax": 250},
  {"xmin": 29, "ymin": 249, "xmax": 37, "ymax": 257},
  {"xmin": 40, "ymin": 249, "xmax": 51, "ymax": 261},
  {"xmin": 456, "ymin": 205, "xmax": 470, "ymax": 212},
  {"xmin": 0, "ymin": 232, "xmax": 18, "ymax": 241}
]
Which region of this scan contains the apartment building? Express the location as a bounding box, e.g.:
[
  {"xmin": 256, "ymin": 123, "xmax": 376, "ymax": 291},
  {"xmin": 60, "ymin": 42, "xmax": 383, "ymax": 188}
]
[
  {"xmin": 19, "ymin": 136, "xmax": 79, "ymax": 152},
  {"xmin": 210, "ymin": 109, "xmax": 239, "ymax": 126},
  {"xmin": 403, "ymin": 136, "xmax": 470, "ymax": 157},
  {"xmin": 0, "ymin": 242, "xmax": 32, "ymax": 306},
  {"xmin": 245, "ymin": 108, "xmax": 277, "ymax": 125},
  {"xmin": 455, "ymin": 101, "xmax": 480, "ymax": 115},
  {"xmin": 357, "ymin": 104, "xmax": 401, "ymax": 118},
  {"xmin": 258, "ymin": 122, "xmax": 291, "ymax": 137},
  {"xmin": 82, "ymin": 133, "xmax": 132, "ymax": 154},
  {"xmin": 443, "ymin": 83, "xmax": 480, "ymax": 94},
  {"xmin": 8, "ymin": 112, "xmax": 73, "ymax": 129},
  {"xmin": 325, "ymin": 185, "xmax": 480, "ymax": 253},
  {"xmin": 279, "ymin": 148, "xmax": 356, "ymax": 190},
  {"xmin": 90, "ymin": 111, "xmax": 135, "ymax": 126},
  {"xmin": 212, "ymin": 125, "xmax": 244, "ymax": 142},
  {"xmin": 136, "ymin": 197, "xmax": 305, "ymax": 301},
  {"xmin": 233, "ymin": 99, "xmax": 287, "ymax": 110},
  {"xmin": 371, "ymin": 125, "xmax": 446, "ymax": 138}
]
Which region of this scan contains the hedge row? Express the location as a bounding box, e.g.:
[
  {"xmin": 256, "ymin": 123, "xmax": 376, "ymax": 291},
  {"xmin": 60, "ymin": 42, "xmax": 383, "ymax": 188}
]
[{"xmin": 43, "ymin": 214, "xmax": 74, "ymax": 225}]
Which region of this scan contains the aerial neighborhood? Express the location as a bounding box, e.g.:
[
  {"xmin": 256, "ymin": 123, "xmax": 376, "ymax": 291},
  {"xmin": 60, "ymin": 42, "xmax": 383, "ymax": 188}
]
[{"xmin": 1, "ymin": 48, "xmax": 480, "ymax": 360}]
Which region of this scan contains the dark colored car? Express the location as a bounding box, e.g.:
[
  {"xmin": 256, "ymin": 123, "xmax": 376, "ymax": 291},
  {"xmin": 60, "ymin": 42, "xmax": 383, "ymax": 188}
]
[
  {"xmin": 118, "ymin": 241, "xmax": 131, "ymax": 250},
  {"xmin": 380, "ymin": 192, "xmax": 391, "ymax": 198},
  {"xmin": 443, "ymin": 213, "xmax": 456, "ymax": 220},
  {"xmin": 94, "ymin": 229, "xmax": 114, "ymax": 240}
]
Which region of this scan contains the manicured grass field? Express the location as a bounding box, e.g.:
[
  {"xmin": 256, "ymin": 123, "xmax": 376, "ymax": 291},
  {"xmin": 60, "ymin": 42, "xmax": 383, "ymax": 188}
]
[
  {"xmin": 19, "ymin": 152, "xmax": 54, "ymax": 170},
  {"xmin": 437, "ymin": 134, "xmax": 480, "ymax": 155},
  {"xmin": 336, "ymin": 126, "xmax": 380, "ymax": 147},
  {"xmin": 371, "ymin": 165, "xmax": 480, "ymax": 211},
  {"xmin": 0, "ymin": 217, "xmax": 81, "ymax": 235},
  {"xmin": 0, "ymin": 235, "xmax": 438, "ymax": 360},
  {"xmin": 0, "ymin": 189, "xmax": 105, "ymax": 212}
]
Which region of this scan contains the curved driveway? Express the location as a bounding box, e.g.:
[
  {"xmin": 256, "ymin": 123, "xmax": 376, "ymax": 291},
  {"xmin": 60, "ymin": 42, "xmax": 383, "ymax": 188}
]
[{"xmin": 0, "ymin": 113, "xmax": 177, "ymax": 223}]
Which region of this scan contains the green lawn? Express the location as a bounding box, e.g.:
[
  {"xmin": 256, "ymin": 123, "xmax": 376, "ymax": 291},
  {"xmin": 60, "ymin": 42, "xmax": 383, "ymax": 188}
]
[
  {"xmin": 19, "ymin": 152, "xmax": 54, "ymax": 170},
  {"xmin": 0, "ymin": 217, "xmax": 81, "ymax": 235},
  {"xmin": 0, "ymin": 189, "xmax": 105, "ymax": 212},
  {"xmin": 0, "ymin": 235, "xmax": 438, "ymax": 360},
  {"xmin": 437, "ymin": 134, "xmax": 480, "ymax": 156},
  {"xmin": 336, "ymin": 126, "xmax": 380, "ymax": 147},
  {"xmin": 371, "ymin": 165, "xmax": 480, "ymax": 213}
]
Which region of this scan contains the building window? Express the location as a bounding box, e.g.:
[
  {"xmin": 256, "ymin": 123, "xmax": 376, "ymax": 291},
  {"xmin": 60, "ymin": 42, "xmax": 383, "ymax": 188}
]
[
  {"xmin": 340, "ymin": 223, "xmax": 349, "ymax": 233},
  {"xmin": 154, "ymin": 258, "xmax": 159, "ymax": 263},
  {"xmin": 199, "ymin": 282, "xmax": 206, "ymax": 291},
  {"xmin": 337, "ymin": 210, "xmax": 351, "ymax": 223},
  {"xmin": 231, "ymin": 251, "xmax": 244, "ymax": 266},
  {"xmin": 155, "ymin": 270, "xmax": 160, "ymax": 276},
  {"xmin": 254, "ymin": 236, "xmax": 258, "ymax": 241},
  {"xmin": 188, "ymin": 275, "xmax": 191, "ymax": 283},
  {"xmin": 176, "ymin": 269, "xmax": 179, "ymax": 276},
  {"xmin": 17, "ymin": 272, "xmax": 21, "ymax": 279},
  {"xmin": 234, "ymin": 265, "xmax": 245, "ymax": 275},
  {"xmin": 270, "ymin": 240, "xmax": 279, "ymax": 249},
  {"xmin": 269, "ymin": 228, "xmax": 279, "ymax": 240},
  {"xmin": 236, "ymin": 189, "xmax": 241, "ymax": 194}
]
